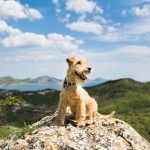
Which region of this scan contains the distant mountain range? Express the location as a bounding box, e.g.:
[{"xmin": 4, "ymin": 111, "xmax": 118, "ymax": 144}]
[
  {"xmin": 0, "ymin": 76, "xmax": 107, "ymax": 91},
  {"xmin": 0, "ymin": 76, "xmax": 62, "ymax": 85}
]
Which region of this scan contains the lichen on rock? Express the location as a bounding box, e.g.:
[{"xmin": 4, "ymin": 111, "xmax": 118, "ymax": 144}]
[{"xmin": 0, "ymin": 113, "xmax": 150, "ymax": 150}]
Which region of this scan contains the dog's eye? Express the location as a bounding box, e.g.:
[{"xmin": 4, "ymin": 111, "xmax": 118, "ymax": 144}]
[{"xmin": 77, "ymin": 61, "xmax": 81, "ymax": 65}]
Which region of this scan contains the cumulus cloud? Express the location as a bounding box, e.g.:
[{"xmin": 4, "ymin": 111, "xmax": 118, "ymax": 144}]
[
  {"xmin": 66, "ymin": 21, "xmax": 103, "ymax": 35},
  {"xmin": 132, "ymin": 4, "xmax": 150, "ymax": 17},
  {"xmin": 1, "ymin": 32, "xmax": 84, "ymax": 52},
  {"xmin": 0, "ymin": 20, "xmax": 21, "ymax": 35},
  {"xmin": 0, "ymin": 20, "xmax": 84, "ymax": 51},
  {"xmin": 66, "ymin": 0, "xmax": 103, "ymax": 14},
  {"xmin": 0, "ymin": 0, "xmax": 43, "ymax": 20}
]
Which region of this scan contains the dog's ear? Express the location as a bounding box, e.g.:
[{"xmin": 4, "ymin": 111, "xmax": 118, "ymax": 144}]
[{"xmin": 66, "ymin": 57, "xmax": 75, "ymax": 65}]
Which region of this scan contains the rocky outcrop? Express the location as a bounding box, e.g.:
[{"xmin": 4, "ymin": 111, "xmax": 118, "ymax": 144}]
[{"xmin": 0, "ymin": 113, "xmax": 150, "ymax": 150}]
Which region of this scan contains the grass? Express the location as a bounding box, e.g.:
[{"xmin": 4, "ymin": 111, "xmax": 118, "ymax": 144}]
[
  {"xmin": 0, "ymin": 125, "xmax": 20, "ymax": 139},
  {"xmin": 0, "ymin": 107, "xmax": 50, "ymax": 139},
  {"xmin": 15, "ymin": 122, "xmax": 38, "ymax": 139}
]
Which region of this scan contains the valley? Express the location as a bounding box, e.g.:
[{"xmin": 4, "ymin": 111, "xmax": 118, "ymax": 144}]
[{"xmin": 0, "ymin": 78, "xmax": 150, "ymax": 142}]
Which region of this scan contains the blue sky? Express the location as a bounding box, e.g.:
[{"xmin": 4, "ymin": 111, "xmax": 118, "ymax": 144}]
[{"xmin": 0, "ymin": 0, "xmax": 150, "ymax": 81}]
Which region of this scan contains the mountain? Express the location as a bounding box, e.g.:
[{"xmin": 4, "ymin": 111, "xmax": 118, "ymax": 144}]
[
  {"xmin": 0, "ymin": 78, "xmax": 150, "ymax": 142},
  {"xmin": 0, "ymin": 76, "xmax": 107, "ymax": 91},
  {"xmin": 30, "ymin": 76, "xmax": 62, "ymax": 83},
  {"xmin": 0, "ymin": 76, "xmax": 62, "ymax": 85}
]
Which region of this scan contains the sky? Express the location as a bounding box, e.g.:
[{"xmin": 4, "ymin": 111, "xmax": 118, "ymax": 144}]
[{"xmin": 0, "ymin": 0, "xmax": 150, "ymax": 81}]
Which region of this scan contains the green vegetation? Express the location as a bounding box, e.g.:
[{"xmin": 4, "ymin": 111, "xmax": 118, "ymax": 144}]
[
  {"xmin": 21, "ymin": 91, "xmax": 59, "ymax": 109},
  {"xmin": 15, "ymin": 122, "xmax": 38, "ymax": 139},
  {"xmin": 0, "ymin": 125, "xmax": 20, "ymax": 139},
  {"xmin": 86, "ymin": 78, "xmax": 150, "ymax": 141},
  {"xmin": 0, "ymin": 78, "xmax": 150, "ymax": 142},
  {"xmin": 0, "ymin": 107, "xmax": 46, "ymax": 140},
  {"xmin": 0, "ymin": 96, "xmax": 24, "ymax": 113}
]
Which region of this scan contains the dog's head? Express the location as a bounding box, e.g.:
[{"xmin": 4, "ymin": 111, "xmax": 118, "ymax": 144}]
[{"xmin": 66, "ymin": 57, "xmax": 92, "ymax": 83}]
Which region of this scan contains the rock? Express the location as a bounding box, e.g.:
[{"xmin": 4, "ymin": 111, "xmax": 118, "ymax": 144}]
[{"xmin": 0, "ymin": 114, "xmax": 150, "ymax": 150}]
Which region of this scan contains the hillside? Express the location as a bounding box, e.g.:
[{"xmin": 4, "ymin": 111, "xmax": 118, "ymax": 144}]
[
  {"xmin": 86, "ymin": 78, "xmax": 150, "ymax": 141},
  {"xmin": 0, "ymin": 78, "xmax": 150, "ymax": 142}
]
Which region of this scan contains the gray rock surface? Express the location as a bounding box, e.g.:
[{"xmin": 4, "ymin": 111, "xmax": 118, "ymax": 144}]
[{"xmin": 0, "ymin": 114, "xmax": 150, "ymax": 150}]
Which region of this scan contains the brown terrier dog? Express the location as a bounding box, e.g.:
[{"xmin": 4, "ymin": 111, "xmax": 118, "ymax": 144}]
[{"xmin": 55, "ymin": 57, "xmax": 115, "ymax": 127}]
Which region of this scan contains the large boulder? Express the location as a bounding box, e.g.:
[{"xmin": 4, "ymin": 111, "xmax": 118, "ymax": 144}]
[{"xmin": 0, "ymin": 114, "xmax": 150, "ymax": 150}]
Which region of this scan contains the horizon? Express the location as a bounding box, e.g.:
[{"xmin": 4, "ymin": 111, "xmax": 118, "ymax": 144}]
[
  {"xmin": 0, "ymin": 75, "xmax": 149, "ymax": 83},
  {"xmin": 0, "ymin": 0, "xmax": 150, "ymax": 82}
]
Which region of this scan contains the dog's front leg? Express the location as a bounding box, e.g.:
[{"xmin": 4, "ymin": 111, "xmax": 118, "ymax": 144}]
[
  {"xmin": 55, "ymin": 98, "xmax": 67, "ymax": 126},
  {"xmin": 76, "ymin": 99, "xmax": 86, "ymax": 127}
]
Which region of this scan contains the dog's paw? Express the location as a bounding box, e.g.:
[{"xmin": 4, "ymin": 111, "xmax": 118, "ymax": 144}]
[
  {"xmin": 85, "ymin": 119, "xmax": 93, "ymax": 125},
  {"xmin": 77, "ymin": 121, "xmax": 85, "ymax": 127}
]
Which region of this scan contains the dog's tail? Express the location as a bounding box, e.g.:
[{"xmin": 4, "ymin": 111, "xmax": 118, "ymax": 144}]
[{"xmin": 96, "ymin": 111, "xmax": 115, "ymax": 119}]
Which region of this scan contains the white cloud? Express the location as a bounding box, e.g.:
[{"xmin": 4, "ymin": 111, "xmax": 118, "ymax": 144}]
[
  {"xmin": 3, "ymin": 50, "xmax": 60, "ymax": 62},
  {"xmin": 116, "ymin": 45, "xmax": 150, "ymax": 56},
  {"xmin": 77, "ymin": 45, "xmax": 150, "ymax": 67},
  {"xmin": 2, "ymin": 32, "xmax": 46, "ymax": 48},
  {"xmin": 66, "ymin": 21, "xmax": 103, "ymax": 35},
  {"xmin": 0, "ymin": 20, "xmax": 21, "ymax": 35},
  {"xmin": 52, "ymin": 0, "xmax": 59, "ymax": 4},
  {"xmin": 52, "ymin": 0, "xmax": 61, "ymax": 13},
  {"xmin": 0, "ymin": 20, "xmax": 83, "ymax": 51},
  {"xmin": 1, "ymin": 32, "xmax": 84, "ymax": 52},
  {"xmin": 66, "ymin": 0, "xmax": 103, "ymax": 14},
  {"xmin": 78, "ymin": 14, "xmax": 87, "ymax": 21},
  {"xmin": 59, "ymin": 13, "xmax": 71, "ymax": 23},
  {"xmin": 0, "ymin": 0, "xmax": 43, "ymax": 20},
  {"xmin": 1, "ymin": 44, "xmax": 150, "ymax": 81},
  {"xmin": 97, "ymin": 18, "xmax": 150, "ymax": 42},
  {"xmin": 123, "ymin": 18, "xmax": 150, "ymax": 34},
  {"xmin": 132, "ymin": 4, "xmax": 150, "ymax": 17},
  {"xmin": 103, "ymin": 45, "xmax": 150, "ymax": 59},
  {"xmin": 107, "ymin": 26, "xmax": 117, "ymax": 32},
  {"xmin": 93, "ymin": 16, "xmax": 107, "ymax": 24},
  {"xmin": 81, "ymin": 45, "xmax": 150, "ymax": 81}
]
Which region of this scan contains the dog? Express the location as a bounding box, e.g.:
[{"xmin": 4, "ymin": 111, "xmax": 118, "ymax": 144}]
[{"xmin": 55, "ymin": 57, "xmax": 115, "ymax": 127}]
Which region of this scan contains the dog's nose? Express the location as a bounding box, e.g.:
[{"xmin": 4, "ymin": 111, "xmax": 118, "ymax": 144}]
[{"xmin": 88, "ymin": 67, "xmax": 92, "ymax": 71}]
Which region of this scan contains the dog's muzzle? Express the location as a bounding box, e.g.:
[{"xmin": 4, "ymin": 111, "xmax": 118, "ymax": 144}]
[{"xmin": 75, "ymin": 67, "xmax": 92, "ymax": 80}]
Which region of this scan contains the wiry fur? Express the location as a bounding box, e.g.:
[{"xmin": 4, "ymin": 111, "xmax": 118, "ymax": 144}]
[{"xmin": 55, "ymin": 57, "xmax": 115, "ymax": 127}]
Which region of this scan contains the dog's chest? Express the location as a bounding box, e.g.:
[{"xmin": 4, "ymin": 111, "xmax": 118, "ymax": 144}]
[
  {"xmin": 65, "ymin": 92, "xmax": 80, "ymax": 106},
  {"xmin": 63, "ymin": 86, "xmax": 83, "ymax": 106}
]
